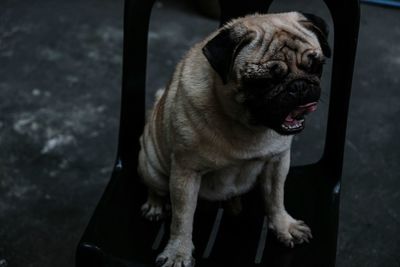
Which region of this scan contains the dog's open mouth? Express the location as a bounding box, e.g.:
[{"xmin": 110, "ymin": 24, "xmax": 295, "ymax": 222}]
[{"xmin": 281, "ymin": 102, "xmax": 318, "ymax": 133}]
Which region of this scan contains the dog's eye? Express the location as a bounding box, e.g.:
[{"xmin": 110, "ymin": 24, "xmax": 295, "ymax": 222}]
[
  {"xmin": 308, "ymin": 59, "xmax": 324, "ymax": 76},
  {"xmin": 304, "ymin": 53, "xmax": 325, "ymax": 76}
]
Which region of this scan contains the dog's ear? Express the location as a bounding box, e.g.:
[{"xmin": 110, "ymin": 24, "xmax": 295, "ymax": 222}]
[
  {"xmin": 202, "ymin": 25, "xmax": 253, "ymax": 84},
  {"xmin": 299, "ymin": 13, "xmax": 331, "ymax": 58}
]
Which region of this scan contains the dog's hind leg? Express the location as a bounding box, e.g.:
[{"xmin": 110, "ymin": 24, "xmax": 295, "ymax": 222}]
[
  {"xmin": 141, "ymin": 189, "xmax": 170, "ymax": 222},
  {"xmin": 138, "ymin": 133, "xmax": 170, "ymax": 222}
]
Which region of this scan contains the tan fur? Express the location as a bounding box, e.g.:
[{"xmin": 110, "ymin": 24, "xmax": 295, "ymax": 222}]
[{"xmin": 138, "ymin": 12, "xmax": 323, "ymax": 267}]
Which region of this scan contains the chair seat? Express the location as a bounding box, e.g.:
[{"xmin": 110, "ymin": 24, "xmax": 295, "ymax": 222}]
[
  {"xmin": 75, "ymin": 0, "xmax": 360, "ymax": 264},
  {"xmin": 76, "ymin": 162, "xmax": 338, "ymax": 267}
]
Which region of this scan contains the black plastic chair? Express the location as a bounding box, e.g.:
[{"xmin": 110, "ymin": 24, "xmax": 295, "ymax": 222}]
[{"xmin": 76, "ymin": 0, "xmax": 360, "ymax": 266}]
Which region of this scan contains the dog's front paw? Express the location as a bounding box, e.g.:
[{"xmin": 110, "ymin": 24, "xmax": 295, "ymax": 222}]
[
  {"xmin": 268, "ymin": 212, "xmax": 312, "ymax": 248},
  {"xmin": 156, "ymin": 240, "xmax": 195, "ymax": 267}
]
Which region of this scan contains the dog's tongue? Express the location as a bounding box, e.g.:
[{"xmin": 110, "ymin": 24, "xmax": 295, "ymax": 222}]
[{"xmin": 285, "ymin": 102, "xmax": 318, "ymax": 122}]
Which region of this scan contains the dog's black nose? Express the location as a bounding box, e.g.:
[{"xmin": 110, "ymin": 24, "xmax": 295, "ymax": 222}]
[
  {"xmin": 287, "ymin": 79, "xmax": 321, "ymax": 101},
  {"xmin": 288, "ymin": 79, "xmax": 309, "ymax": 96}
]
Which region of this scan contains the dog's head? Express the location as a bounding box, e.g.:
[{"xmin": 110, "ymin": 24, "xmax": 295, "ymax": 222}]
[{"xmin": 203, "ymin": 12, "xmax": 330, "ymax": 135}]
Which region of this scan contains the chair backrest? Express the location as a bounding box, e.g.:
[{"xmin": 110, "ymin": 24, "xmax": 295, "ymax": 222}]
[{"xmin": 116, "ymin": 0, "xmax": 360, "ymax": 189}]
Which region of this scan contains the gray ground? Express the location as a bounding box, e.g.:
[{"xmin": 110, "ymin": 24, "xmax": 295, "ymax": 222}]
[{"xmin": 0, "ymin": 0, "xmax": 399, "ymax": 266}]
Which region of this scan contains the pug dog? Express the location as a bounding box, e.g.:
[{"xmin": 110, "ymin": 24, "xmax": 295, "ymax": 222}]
[{"xmin": 138, "ymin": 12, "xmax": 330, "ymax": 267}]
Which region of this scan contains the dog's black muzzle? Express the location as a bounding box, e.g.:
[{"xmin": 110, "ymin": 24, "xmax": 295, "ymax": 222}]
[{"xmin": 242, "ymin": 77, "xmax": 321, "ymax": 132}]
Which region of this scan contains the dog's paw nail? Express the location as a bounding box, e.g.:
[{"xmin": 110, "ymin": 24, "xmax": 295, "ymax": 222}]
[
  {"xmin": 182, "ymin": 258, "xmax": 195, "ymax": 267},
  {"xmin": 155, "ymin": 257, "xmax": 168, "ymax": 267}
]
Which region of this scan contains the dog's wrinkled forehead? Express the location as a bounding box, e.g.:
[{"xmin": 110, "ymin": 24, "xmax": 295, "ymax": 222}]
[
  {"xmin": 242, "ymin": 14, "xmax": 320, "ymax": 57},
  {"xmin": 202, "ymin": 12, "xmax": 331, "ymax": 84}
]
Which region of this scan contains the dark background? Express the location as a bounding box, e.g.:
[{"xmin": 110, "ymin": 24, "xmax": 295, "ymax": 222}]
[{"xmin": 0, "ymin": 0, "xmax": 399, "ymax": 266}]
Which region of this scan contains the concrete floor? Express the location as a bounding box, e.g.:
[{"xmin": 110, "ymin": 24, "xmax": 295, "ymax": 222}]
[{"xmin": 0, "ymin": 0, "xmax": 399, "ymax": 266}]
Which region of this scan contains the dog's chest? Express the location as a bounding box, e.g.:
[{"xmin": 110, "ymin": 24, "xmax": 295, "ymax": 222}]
[
  {"xmin": 196, "ymin": 133, "xmax": 291, "ymax": 201},
  {"xmin": 199, "ymin": 159, "xmax": 265, "ymax": 201}
]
